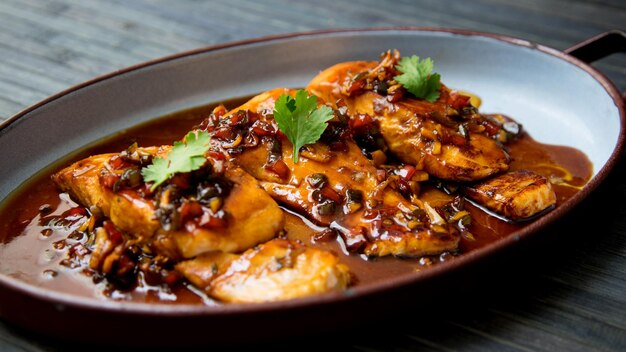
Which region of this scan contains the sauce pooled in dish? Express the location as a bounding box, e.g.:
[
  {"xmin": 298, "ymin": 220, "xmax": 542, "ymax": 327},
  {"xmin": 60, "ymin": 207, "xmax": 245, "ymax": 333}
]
[{"xmin": 0, "ymin": 51, "xmax": 592, "ymax": 304}]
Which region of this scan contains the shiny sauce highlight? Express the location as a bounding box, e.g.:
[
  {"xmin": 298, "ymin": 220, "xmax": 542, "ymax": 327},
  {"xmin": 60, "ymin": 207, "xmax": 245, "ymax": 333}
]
[{"xmin": 0, "ymin": 97, "xmax": 593, "ymax": 304}]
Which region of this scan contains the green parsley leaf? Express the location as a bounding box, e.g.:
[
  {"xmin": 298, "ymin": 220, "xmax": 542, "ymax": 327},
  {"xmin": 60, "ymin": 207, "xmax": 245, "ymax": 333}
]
[
  {"xmin": 394, "ymin": 56, "xmax": 441, "ymax": 103},
  {"xmin": 141, "ymin": 131, "xmax": 211, "ymax": 191},
  {"xmin": 273, "ymin": 90, "xmax": 334, "ymax": 164}
]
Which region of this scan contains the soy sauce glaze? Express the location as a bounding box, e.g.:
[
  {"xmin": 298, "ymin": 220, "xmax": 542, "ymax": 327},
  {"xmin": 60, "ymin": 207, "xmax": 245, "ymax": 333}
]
[{"xmin": 0, "ymin": 96, "xmax": 592, "ymax": 304}]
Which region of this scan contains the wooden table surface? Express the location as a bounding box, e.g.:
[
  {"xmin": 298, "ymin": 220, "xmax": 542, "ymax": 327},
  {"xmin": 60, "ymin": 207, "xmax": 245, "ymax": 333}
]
[{"xmin": 0, "ymin": 1, "xmax": 624, "ymax": 351}]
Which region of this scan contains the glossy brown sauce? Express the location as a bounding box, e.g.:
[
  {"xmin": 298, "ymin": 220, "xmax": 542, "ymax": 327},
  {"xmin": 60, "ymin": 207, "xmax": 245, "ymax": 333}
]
[{"xmin": 0, "ymin": 97, "xmax": 593, "ymax": 304}]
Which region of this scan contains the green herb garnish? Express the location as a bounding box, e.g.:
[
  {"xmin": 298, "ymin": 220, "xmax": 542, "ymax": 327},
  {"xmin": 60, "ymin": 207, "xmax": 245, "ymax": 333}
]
[
  {"xmin": 273, "ymin": 90, "xmax": 334, "ymax": 164},
  {"xmin": 141, "ymin": 131, "xmax": 211, "ymax": 191},
  {"xmin": 394, "ymin": 56, "xmax": 441, "ymax": 103}
]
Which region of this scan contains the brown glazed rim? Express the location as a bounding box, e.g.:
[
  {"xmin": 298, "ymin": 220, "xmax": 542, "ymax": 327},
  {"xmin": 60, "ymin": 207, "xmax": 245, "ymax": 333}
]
[{"xmin": 1, "ymin": 27, "xmax": 624, "ymax": 317}]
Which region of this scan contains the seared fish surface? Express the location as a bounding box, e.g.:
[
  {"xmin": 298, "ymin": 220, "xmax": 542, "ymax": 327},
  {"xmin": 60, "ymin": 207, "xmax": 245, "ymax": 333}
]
[
  {"xmin": 176, "ymin": 239, "xmax": 351, "ymax": 303},
  {"xmin": 306, "ymin": 51, "xmax": 560, "ymax": 221},
  {"xmin": 197, "ymin": 88, "xmax": 462, "ymax": 257},
  {"xmin": 307, "ymin": 54, "xmax": 511, "ymax": 182},
  {"xmin": 464, "ymin": 170, "xmax": 557, "ymax": 220},
  {"xmin": 45, "ymin": 49, "xmax": 581, "ymax": 305},
  {"xmin": 52, "ymin": 146, "xmax": 284, "ymax": 259}
]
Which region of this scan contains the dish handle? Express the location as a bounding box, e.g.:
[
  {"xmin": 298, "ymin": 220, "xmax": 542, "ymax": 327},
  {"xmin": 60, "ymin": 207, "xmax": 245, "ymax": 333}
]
[{"xmin": 565, "ymin": 30, "xmax": 626, "ymax": 100}]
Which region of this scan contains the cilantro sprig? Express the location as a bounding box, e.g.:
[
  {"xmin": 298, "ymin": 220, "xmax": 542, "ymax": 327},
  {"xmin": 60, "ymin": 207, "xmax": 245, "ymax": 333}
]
[
  {"xmin": 141, "ymin": 131, "xmax": 211, "ymax": 191},
  {"xmin": 394, "ymin": 56, "xmax": 441, "ymax": 103},
  {"xmin": 273, "ymin": 90, "xmax": 334, "ymax": 164}
]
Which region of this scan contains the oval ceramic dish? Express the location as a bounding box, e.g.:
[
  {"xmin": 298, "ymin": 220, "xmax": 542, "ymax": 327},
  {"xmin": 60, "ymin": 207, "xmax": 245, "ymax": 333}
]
[{"xmin": 0, "ymin": 28, "xmax": 624, "ymax": 345}]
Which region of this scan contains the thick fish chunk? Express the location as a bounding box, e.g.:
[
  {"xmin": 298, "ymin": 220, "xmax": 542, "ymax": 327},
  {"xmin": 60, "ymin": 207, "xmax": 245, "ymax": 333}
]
[
  {"xmin": 307, "ymin": 60, "xmax": 511, "ymax": 182},
  {"xmin": 52, "ymin": 147, "xmax": 284, "ymax": 259},
  {"xmin": 464, "ymin": 170, "xmax": 557, "ymax": 220},
  {"xmin": 176, "ymin": 239, "xmax": 351, "ymax": 303},
  {"xmin": 198, "ymin": 88, "xmax": 461, "ymax": 257},
  {"xmin": 306, "ymin": 53, "xmax": 560, "ymax": 222},
  {"xmin": 53, "ymin": 150, "xmax": 160, "ymax": 239}
]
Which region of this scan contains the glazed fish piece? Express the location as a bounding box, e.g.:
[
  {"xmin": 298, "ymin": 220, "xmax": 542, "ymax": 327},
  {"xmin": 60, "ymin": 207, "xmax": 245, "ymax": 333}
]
[
  {"xmin": 52, "ymin": 145, "xmax": 284, "ymax": 260},
  {"xmin": 53, "ymin": 150, "xmax": 159, "ymax": 239},
  {"xmin": 176, "ymin": 238, "xmax": 351, "ymax": 303},
  {"xmin": 197, "ymin": 88, "xmax": 462, "ymax": 257},
  {"xmin": 306, "ymin": 53, "xmax": 512, "ymax": 182},
  {"xmin": 306, "ymin": 52, "xmax": 558, "ymax": 221},
  {"xmin": 464, "ymin": 170, "xmax": 557, "ymax": 220}
]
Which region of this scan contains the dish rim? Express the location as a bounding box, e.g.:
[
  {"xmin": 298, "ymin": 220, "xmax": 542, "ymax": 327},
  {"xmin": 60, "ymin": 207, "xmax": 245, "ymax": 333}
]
[{"xmin": 0, "ymin": 27, "xmax": 624, "ymax": 317}]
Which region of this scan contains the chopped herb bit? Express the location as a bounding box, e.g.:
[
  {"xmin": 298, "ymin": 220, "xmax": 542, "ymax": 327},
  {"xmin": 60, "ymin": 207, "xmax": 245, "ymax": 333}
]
[
  {"xmin": 273, "ymin": 90, "xmax": 334, "ymax": 163},
  {"xmin": 141, "ymin": 131, "xmax": 211, "ymax": 191},
  {"xmin": 394, "ymin": 56, "xmax": 441, "ymax": 103}
]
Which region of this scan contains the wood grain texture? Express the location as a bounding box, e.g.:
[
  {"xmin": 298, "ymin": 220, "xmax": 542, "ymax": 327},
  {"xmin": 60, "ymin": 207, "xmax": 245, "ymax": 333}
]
[{"xmin": 0, "ymin": 0, "xmax": 624, "ymax": 351}]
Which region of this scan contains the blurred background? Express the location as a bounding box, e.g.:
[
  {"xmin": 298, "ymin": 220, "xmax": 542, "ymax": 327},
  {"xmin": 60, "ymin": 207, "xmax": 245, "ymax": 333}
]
[{"xmin": 0, "ymin": 1, "xmax": 624, "ymax": 351}]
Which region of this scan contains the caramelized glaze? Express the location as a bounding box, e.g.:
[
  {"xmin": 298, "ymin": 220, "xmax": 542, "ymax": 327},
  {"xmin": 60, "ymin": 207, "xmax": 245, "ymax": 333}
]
[{"xmin": 0, "ymin": 96, "xmax": 592, "ymax": 303}]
